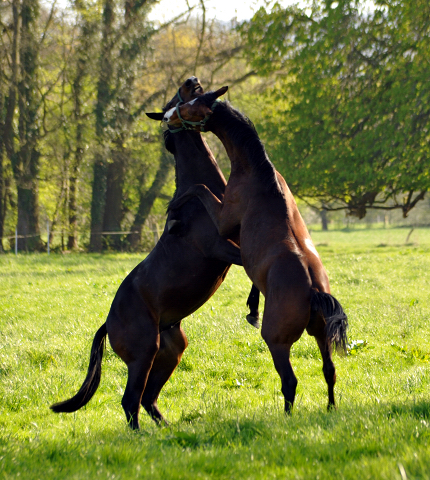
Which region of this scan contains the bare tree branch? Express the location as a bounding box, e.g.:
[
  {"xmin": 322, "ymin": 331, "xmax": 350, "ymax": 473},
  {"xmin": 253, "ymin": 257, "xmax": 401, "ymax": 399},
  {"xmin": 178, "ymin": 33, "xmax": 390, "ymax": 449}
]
[
  {"xmin": 39, "ymin": 0, "xmax": 58, "ymax": 47},
  {"xmin": 112, "ymin": 4, "xmax": 196, "ymax": 50},
  {"xmin": 193, "ymin": 0, "xmax": 206, "ymax": 76}
]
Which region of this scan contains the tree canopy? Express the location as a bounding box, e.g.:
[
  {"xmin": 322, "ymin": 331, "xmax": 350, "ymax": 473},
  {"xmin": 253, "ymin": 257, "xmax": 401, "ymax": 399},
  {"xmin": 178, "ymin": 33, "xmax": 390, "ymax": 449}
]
[{"xmin": 241, "ymin": 0, "xmax": 430, "ymax": 217}]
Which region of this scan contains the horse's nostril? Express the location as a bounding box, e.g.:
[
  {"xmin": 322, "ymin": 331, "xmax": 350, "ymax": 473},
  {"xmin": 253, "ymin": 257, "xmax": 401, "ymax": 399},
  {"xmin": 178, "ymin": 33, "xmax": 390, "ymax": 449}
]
[{"xmin": 185, "ymin": 79, "xmax": 192, "ymax": 87}]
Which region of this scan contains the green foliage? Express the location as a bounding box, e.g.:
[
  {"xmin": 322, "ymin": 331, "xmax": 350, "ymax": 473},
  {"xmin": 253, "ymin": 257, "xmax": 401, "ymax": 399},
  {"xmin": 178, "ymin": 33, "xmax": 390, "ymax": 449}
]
[
  {"xmin": 2, "ymin": 0, "xmax": 257, "ymax": 251},
  {"xmin": 241, "ymin": 0, "xmax": 430, "ymax": 217},
  {"xmin": 1, "ymin": 227, "xmax": 430, "ymax": 478}
]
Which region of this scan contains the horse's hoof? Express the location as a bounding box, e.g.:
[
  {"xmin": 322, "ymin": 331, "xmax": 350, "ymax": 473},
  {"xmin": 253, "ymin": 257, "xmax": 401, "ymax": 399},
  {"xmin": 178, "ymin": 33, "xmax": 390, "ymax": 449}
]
[
  {"xmin": 153, "ymin": 413, "xmax": 169, "ymax": 427},
  {"xmin": 128, "ymin": 420, "xmax": 140, "ymax": 430},
  {"xmin": 246, "ymin": 314, "xmax": 260, "ymax": 329}
]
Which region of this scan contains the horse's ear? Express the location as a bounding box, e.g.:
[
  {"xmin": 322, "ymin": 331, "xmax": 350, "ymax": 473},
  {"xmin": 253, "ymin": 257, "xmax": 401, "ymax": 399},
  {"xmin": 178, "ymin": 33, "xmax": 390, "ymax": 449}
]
[
  {"xmin": 146, "ymin": 112, "xmax": 165, "ymax": 121},
  {"xmin": 214, "ymin": 86, "xmax": 228, "ymax": 99}
]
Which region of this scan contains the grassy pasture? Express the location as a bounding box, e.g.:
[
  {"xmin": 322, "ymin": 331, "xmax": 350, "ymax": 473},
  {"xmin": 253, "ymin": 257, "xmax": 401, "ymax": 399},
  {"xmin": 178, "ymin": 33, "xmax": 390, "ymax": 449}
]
[{"xmin": 1, "ymin": 226, "xmax": 430, "ymax": 479}]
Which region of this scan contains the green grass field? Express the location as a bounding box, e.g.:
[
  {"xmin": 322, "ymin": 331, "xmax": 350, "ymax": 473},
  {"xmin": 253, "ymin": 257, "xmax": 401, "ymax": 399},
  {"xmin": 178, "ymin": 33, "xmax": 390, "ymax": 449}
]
[{"xmin": 1, "ymin": 226, "xmax": 430, "ymax": 479}]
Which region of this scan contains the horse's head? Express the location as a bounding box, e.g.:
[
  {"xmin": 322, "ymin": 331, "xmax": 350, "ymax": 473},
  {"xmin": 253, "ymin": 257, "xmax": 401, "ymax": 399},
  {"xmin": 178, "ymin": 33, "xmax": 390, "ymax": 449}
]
[
  {"xmin": 146, "ymin": 76, "xmax": 204, "ymax": 121},
  {"xmin": 159, "ymin": 86, "xmax": 228, "ymax": 131},
  {"xmin": 169, "ymin": 76, "xmax": 204, "ymax": 109}
]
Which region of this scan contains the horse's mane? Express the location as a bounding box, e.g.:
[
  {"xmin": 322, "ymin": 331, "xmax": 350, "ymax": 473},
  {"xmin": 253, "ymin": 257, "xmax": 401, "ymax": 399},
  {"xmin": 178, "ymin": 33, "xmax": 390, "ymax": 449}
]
[{"xmin": 210, "ymin": 101, "xmax": 283, "ymax": 197}]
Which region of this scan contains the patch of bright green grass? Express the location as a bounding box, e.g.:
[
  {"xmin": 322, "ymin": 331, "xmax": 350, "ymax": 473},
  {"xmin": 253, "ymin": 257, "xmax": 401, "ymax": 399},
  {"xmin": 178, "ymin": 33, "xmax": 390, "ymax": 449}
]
[{"xmin": 1, "ymin": 228, "xmax": 430, "ymax": 479}]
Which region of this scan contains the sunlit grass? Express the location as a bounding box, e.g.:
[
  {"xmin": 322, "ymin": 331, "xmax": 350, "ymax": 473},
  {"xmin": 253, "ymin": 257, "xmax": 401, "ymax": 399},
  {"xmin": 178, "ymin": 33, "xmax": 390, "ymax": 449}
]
[{"xmin": 1, "ymin": 228, "xmax": 430, "ymax": 479}]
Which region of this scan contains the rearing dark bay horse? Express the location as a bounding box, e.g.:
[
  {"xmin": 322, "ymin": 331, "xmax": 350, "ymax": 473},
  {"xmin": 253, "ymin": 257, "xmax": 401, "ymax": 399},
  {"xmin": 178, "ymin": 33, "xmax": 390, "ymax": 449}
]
[
  {"xmin": 165, "ymin": 87, "xmax": 348, "ymax": 413},
  {"xmin": 51, "ymin": 78, "xmax": 258, "ymax": 430}
]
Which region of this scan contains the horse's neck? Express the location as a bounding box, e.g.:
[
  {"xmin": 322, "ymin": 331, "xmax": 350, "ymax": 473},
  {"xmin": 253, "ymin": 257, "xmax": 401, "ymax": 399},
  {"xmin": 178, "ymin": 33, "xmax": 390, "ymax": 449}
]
[
  {"xmin": 174, "ymin": 132, "xmax": 226, "ymax": 195},
  {"xmin": 209, "ymin": 105, "xmax": 281, "ymax": 196},
  {"xmin": 210, "ymin": 108, "xmax": 265, "ymax": 175}
]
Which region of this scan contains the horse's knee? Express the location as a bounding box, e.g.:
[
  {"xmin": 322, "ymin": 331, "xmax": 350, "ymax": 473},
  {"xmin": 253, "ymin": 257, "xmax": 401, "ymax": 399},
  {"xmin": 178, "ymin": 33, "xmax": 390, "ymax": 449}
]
[
  {"xmin": 261, "ymin": 319, "xmax": 280, "ymax": 346},
  {"xmin": 261, "ymin": 324, "xmax": 301, "ymax": 348}
]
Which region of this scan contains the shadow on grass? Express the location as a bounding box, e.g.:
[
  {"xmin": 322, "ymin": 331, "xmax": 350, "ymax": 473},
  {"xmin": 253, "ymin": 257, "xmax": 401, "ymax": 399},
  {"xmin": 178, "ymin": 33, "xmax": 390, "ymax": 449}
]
[
  {"xmin": 388, "ymin": 399, "xmax": 430, "ymax": 419},
  {"xmin": 154, "ymin": 396, "xmax": 430, "ymax": 451},
  {"xmin": 3, "ymin": 399, "xmax": 430, "ymax": 479}
]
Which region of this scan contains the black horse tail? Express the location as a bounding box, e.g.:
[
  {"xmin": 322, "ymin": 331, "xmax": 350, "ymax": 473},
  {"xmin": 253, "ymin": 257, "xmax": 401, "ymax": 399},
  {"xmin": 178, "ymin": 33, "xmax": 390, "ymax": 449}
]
[
  {"xmin": 50, "ymin": 323, "xmax": 107, "ymax": 413},
  {"xmin": 311, "ymin": 291, "xmax": 348, "ymax": 354}
]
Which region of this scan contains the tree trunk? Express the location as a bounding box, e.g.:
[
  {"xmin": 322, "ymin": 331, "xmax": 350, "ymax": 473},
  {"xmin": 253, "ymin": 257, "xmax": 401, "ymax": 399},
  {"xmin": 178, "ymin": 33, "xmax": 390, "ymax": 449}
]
[
  {"xmin": 128, "ymin": 149, "xmax": 173, "ymax": 250},
  {"xmin": 0, "ymin": 84, "xmax": 5, "ymax": 253},
  {"xmin": 89, "ymin": 152, "xmax": 108, "ymax": 252},
  {"xmin": 67, "ymin": 53, "xmax": 83, "ymax": 251},
  {"xmin": 16, "ymin": 178, "xmax": 41, "ymax": 251},
  {"xmin": 0, "ymin": 141, "xmax": 4, "ymax": 253},
  {"xmin": 3, "ymin": 0, "xmax": 20, "ymax": 253},
  {"xmin": 103, "ymin": 146, "xmax": 128, "ymax": 250},
  {"xmin": 89, "ymin": 0, "xmax": 115, "ymax": 252},
  {"xmin": 68, "ymin": 8, "xmax": 97, "ymax": 250},
  {"xmin": 67, "ymin": 159, "xmax": 80, "ymax": 250},
  {"xmin": 15, "ymin": 0, "xmax": 43, "ymax": 251},
  {"xmin": 320, "ymin": 209, "xmax": 328, "ymax": 231},
  {"xmin": 68, "ymin": 73, "xmax": 85, "ymax": 250},
  {"xmin": 2, "ymin": 0, "xmax": 44, "ymax": 252}
]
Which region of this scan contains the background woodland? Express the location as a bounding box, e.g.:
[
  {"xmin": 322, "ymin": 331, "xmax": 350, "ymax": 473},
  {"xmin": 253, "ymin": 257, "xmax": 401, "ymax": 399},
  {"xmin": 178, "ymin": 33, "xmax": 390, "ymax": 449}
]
[{"xmin": 0, "ymin": 0, "xmax": 429, "ymax": 252}]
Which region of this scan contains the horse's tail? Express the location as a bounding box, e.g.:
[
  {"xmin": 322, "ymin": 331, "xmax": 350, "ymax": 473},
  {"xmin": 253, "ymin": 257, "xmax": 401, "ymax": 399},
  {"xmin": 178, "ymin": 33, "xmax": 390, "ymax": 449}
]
[
  {"xmin": 50, "ymin": 323, "xmax": 107, "ymax": 413},
  {"xmin": 311, "ymin": 291, "xmax": 348, "ymax": 354}
]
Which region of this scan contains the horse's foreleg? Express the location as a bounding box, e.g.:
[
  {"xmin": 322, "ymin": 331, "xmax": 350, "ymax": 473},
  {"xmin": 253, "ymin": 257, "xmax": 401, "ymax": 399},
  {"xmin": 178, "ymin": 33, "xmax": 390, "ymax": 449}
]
[
  {"xmin": 207, "ymin": 236, "xmax": 243, "ymax": 265},
  {"xmin": 141, "ymin": 324, "xmax": 188, "ymax": 425},
  {"xmin": 188, "ymin": 184, "xmax": 241, "ymax": 236},
  {"xmin": 169, "ymin": 189, "xmax": 199, "ymax": 210},
  {"xmin": 171, "ymin": 184, "xmax": 236, "ymax": 235}
]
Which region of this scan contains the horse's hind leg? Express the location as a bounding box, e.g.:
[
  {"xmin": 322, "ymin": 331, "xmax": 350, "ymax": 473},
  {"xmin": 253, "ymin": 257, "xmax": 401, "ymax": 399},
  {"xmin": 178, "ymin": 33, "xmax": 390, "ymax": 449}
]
[
  {"xmin": 317, "ymin": 335, "xmax": 336, "ymax": 409},
  {"xmin": 307, "ymin": 315, "xmax": 336, "ymax": 409},
  {"xmin": 141, "ymin": 323, "xmax": 188, "ymax": 424},
  {"xmin": 108, "ymin": 305, "xmax": 160, "ymax": 430},
  {"xmin": 120, "ymin": 333, "xmax": 159, "ymax": 429},
  {"xmin": 265, "ymin": 342, "xmax": 297, "ymax": 412},
  {"xmin": 262, "ymin": 314, "xmax": 299, "ymax": 412}
]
